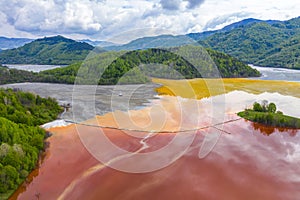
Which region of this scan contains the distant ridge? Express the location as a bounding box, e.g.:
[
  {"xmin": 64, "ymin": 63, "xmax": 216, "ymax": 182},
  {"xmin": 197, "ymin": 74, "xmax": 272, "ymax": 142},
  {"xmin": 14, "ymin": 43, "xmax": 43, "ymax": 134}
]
[
  {"xmin": 103, "ymin": 17, "xmax": 291, "ymax": 53},
  {"xmin": 78, "ymin": 39, "xmax": 117, "ymax": 47},
  {"xmin": 104, "ymin": 34, "xmax": 197, "ymax": 51},
  {"xmin": 221, "ymin": 18, "xmax": 280, "ymax": 32},
  {"xmin": 0, "ymin": 37, "xmax": 33, "ymax": 50}
]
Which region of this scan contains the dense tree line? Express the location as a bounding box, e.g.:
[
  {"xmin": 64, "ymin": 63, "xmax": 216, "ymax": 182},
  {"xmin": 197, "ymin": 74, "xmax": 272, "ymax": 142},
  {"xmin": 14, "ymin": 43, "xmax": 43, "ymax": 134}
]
[
  {"xmin": 238, "ymin": 101, "xmax": 300, "ymax": 129},
  {"xmin": 0, "ymin": 46, "xmax": 260, "ymax": 85},
  {"xmin": 0, "ymin": 65, "xmax": 42, "ymax": 84},
  {"xmin": 206, "ymin": 48, "xmax": 260, "ymax": 77},
  {"xmin": 0, "ymin": 88, "xmax": 62, "ymax": 198}
]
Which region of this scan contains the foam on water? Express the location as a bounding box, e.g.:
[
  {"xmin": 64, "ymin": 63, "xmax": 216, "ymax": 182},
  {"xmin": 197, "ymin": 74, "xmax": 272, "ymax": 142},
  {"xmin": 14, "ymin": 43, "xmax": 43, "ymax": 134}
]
[{"xmin": 42, "ymin": 120, "xmax": 71, "ymax": 129}]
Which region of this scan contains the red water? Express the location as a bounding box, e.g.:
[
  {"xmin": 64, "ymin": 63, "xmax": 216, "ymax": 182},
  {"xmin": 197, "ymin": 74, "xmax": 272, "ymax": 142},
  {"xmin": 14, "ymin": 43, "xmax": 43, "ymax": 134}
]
[
  {"xmin": 10, "ymin": 117, "xmax": 300, "ymax": 200},
  {"xmin": 9, "ymin": 92, "xmax": 300, "ymax": 200}
]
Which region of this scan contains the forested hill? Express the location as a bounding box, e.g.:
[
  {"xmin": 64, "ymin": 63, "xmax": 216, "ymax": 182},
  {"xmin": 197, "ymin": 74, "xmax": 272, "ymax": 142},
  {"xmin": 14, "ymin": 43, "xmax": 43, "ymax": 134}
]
[
  {"xmin": 0, "ymin": 35, "xmax": 94, "ymax": 65},
  {"xmin": 0, "ymin": 88, "xmax": 62, "ymax": 198},
  {"xmin": 199, "ymin": 17, "xmax": 300, "ymax": 69},
  {"xmin": 0, "ymin": 46, "xmax": 260, "ymax": 85}
]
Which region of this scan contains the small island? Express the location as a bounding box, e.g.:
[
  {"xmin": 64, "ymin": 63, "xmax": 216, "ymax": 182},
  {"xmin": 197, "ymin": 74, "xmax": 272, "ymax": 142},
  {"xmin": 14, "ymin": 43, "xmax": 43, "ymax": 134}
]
[{"xmin": 238, "ymin": 101, "xmax": 300, "ymax": 129}]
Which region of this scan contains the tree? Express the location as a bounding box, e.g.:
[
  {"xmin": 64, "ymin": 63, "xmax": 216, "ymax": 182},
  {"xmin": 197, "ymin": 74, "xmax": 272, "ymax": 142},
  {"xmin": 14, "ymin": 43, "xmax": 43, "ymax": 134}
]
[
  {"xmin": 253, "ymin": 102, "xmax": 263, "ymax": 112},
  {"xmin": 267, "ymin": 102, "xmax": 277, "ymax": 113}
]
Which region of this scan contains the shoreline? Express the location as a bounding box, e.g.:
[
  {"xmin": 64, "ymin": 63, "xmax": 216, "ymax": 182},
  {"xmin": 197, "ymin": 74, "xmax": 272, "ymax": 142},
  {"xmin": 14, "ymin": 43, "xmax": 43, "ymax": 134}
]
[
  {"xmin": 5, "ymin": 76, "xmax": 300, "ymax": 199},
  {"xmin": 8, "ymin": 135, "xmax": 51, "ymax": 200},
  {"xmin": 249, "ymin": 64, "xmax": 300, "ymax": 71}
]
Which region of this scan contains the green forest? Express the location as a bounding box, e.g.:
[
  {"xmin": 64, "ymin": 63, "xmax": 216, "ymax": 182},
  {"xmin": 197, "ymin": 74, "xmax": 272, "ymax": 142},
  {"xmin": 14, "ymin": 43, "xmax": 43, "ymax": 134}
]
[
  {"xmin": 0, "ymin": 89, "xmax": 62, "ymax": 198},
  {"xmin": 0, "ymin": 65, "xmax": 42, "ymax": 84},
  {"xmin": 200, "ymin": 17, "xmax": 300, "ymax": 69},
  {"xmin": 0, "ymin": 36, "xmax": 93, "ymax": 65},
  {"xmin": 238, "ymin": 101, "xmax": 300, "ymax": 129},
  {"xmin": 0, "ymin": 46, "xmax": 260, "ymax": 85}
]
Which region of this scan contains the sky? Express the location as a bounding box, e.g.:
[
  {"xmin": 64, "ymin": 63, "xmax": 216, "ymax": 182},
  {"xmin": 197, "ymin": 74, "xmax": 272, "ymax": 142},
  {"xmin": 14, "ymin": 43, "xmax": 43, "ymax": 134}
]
[{"xmin": 0, "ymin": 0, "xmax": 299, "ymax": 43}]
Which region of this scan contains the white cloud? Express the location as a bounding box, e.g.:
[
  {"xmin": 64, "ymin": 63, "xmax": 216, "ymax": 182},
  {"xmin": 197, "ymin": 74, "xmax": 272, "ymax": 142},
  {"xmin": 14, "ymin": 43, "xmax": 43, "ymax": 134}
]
[
  {"xmin": 204, "ymin": 12, "xmax": 253, "ymax": 31},
  {"xmin": 0, "ymin": 0, "xmax": 299, "ymax": 40},
  {"xmin": 63, "ymin": 1, "xmax": 101, "ymax": 33}
]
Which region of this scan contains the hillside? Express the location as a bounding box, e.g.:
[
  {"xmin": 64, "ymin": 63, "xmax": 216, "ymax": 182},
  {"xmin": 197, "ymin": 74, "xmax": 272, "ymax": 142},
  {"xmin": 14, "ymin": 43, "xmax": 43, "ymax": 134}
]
[
  {"xmin": 200, "ymin": 17, "xmax": 300, "ymax": 69},
  {"xmin": 254, "ymin": 35, "xmax": 300, "ymax": 68},
  {"xmin": 0, "ymin": 46, "xmax": 260, "ymax": 85},
  {"xmin": 0, "ymin": 88, "xmax": 62, "ymax": 198},
  {"xmin": 0, "ymin": 36, "xmax": 94, "ymax": 65},
  {"xmin": 187, "ymin": 18, "xmax": 279, "ymax": 41},
  {"xmin": 104, "ymin": 18, "xmax": 282, "ymax": 50}
]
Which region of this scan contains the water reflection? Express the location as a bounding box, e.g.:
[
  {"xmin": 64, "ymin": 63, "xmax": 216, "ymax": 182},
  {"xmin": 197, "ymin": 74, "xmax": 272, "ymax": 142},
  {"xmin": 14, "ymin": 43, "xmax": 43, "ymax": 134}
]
[{"xmin": 251, "ymin": 121, "xmax": 298, "ymax": 136}]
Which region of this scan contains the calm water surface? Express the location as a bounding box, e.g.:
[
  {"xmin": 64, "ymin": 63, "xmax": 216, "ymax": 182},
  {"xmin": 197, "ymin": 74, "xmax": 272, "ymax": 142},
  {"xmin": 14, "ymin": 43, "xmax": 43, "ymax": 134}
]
[
  {"xmin": 250, "ymin": 65, "xmax": 300, "ymax": 82},
  {"xmin": 4, "ymin": 64, "xmax": 66, "ymax": 72}
]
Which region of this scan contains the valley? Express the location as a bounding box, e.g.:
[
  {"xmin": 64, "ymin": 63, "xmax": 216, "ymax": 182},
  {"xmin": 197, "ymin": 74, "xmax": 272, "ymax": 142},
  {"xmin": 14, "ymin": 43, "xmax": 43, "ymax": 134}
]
[
  {"xmin": 0, "ymin": 10, "xmax": 299, "ymax": 200},
  {"xmin": 1, "ymin": 64, "xmax": 299, "ymax": 199}
]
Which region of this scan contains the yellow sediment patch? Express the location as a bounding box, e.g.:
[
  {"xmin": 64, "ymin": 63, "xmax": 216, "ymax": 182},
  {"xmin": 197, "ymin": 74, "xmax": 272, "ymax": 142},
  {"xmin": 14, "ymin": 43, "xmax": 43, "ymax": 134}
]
[{"xmin": 153, "ymin": 78, "xmax": 300, "ymax": 99}]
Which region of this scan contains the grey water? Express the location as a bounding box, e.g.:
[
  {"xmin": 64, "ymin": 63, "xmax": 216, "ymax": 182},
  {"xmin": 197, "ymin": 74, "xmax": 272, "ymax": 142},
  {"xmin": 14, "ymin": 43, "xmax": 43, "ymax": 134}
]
[
  {"xmin": 1, "ymin": 65, "xmax": 299, "ymax": 122},
  {"xmin": 4, "ymin": 64, "xmax": 66, "ymax": 72},
  {"xmin": 250, "ymin": 65, "xmax": 300, "ymax": 82},
  {"xmin": 0, "ymin": 83, "xmax": 159, "ymax": 122}
]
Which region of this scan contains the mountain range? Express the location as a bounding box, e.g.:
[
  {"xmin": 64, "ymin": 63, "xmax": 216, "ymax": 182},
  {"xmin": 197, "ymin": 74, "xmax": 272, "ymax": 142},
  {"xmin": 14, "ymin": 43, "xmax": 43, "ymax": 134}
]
[
  {"xmin": 0, "ymin": 16, "xmax": 299, "ymax": 69},
  {"xmin": 188, "ymin": 18, "xmax": 281, "ymax": 41},
  {"xmin": 0, "ymin": 37, "xmax": 115, "ymax": 50},
  {"xmin": 200, "ymin": 17, "xmax": 300, "ymax": 69},
  {"xmin": 105, "ymin": 17, "xmax": 300, "ymax": 69},
  {"xmin": 104, "ymin": 17, "xmax": 300, "ymax": 69},
  {"xmin": 105, "ymin": 18, "xmax": 283, "ymax": 50}
]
